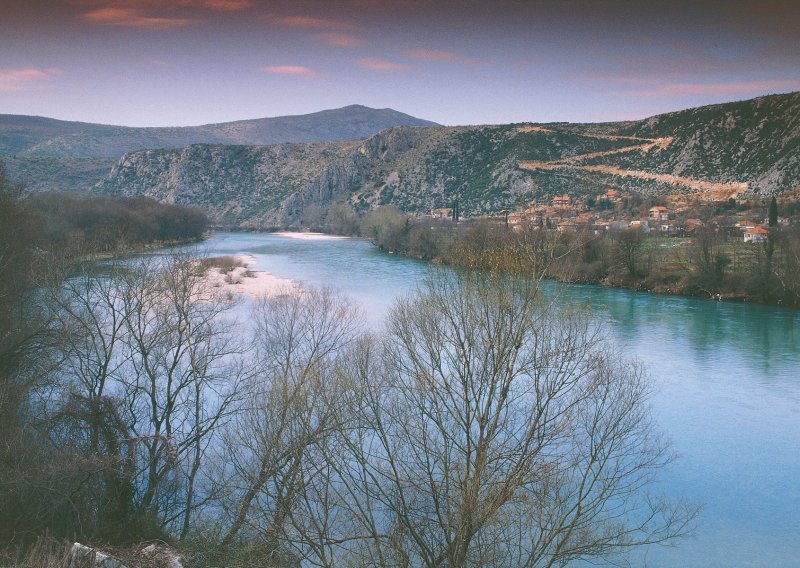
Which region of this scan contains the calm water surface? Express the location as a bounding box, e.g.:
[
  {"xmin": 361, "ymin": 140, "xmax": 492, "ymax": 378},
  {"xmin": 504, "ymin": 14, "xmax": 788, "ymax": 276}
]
[{"xmin": 193, "ymin": 231, "xmax": 800, "ymax": 567}]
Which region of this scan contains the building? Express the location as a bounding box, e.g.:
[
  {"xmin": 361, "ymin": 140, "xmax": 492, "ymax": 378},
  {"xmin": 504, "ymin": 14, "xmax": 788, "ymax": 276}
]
[
  {"xmin": 648, "ymin": 206, "xmax": 670, "ymax": 221},
  {"xmin": 743, "ymin": 227, "xmax": 768, "ymax": 243},
  {"xmin": 429, "ymin": 208, "xmax": 452, "ymax": 219}
]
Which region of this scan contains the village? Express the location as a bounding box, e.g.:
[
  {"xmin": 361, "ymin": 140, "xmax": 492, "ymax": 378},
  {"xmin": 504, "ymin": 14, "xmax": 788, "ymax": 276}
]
[{"xmin": 428, "ymin": 187, "xmax": 795, "ymax": 243}]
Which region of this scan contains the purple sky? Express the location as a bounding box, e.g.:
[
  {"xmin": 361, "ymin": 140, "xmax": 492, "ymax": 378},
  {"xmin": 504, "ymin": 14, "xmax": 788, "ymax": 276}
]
[{"xmin": 2, "ymin": 0, "xmax": 799, "ymax": 127}]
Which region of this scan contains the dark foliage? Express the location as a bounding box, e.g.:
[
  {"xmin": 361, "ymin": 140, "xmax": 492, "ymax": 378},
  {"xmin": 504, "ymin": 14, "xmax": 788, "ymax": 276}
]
[
  {"xmin": 1, "ymin": 171, "xmax": 209, "ymax": 549},
  {"xmin": 24, "ymin": 193, "xmax": 208, "ymax": 249}
]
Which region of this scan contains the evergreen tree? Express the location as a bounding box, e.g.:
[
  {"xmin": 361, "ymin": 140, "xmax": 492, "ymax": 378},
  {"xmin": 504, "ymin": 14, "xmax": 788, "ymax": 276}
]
[{"xmin": 768, "ymin": 196, "xmax": 778, "ymax": 227}]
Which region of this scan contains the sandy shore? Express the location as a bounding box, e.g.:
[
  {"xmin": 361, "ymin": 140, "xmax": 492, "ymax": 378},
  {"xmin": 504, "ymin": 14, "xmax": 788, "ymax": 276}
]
[
  {"xmin": 273, "ymin": 231, "xmax": 352, "ymax": 241},
  {"xmin": 204, "ymin": 254, "xmax": 300, "ymax": 298}
]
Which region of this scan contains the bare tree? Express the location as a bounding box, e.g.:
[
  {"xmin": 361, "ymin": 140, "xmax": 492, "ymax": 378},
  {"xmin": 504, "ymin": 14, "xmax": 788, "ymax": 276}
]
[
  {"xmin": 333, "ymin": 271, "xmax": 696, "ymax": 567},
  {"xmin": 615, "ymin": 228, "xmax": 645, "ymax": 278},
  {"xmin": 46, "ymin": 255, "xmax": 138, "ymax": 539},
  {"xmin": 47, "ymin": 253, "xmax": 244, "ymax": 540},
  {"xmin": 217, "ymin": 287, "xmax": 362, "ymax": 562},
  {"xmin": 118, "ymin": 254, "xmax": 244, "ymax": 536},
  {"xmin": 690, "ymin": 225, "xmax": 729, "ymax": 293}
]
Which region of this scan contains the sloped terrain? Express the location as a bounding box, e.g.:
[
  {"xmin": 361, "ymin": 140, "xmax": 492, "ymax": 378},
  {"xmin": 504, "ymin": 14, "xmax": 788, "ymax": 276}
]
[
  {"xmin": 588, "ymin": 92, "xmax": 800, "ymax": 193},
  {"xmin": 97, "ymin": 92, "xmax": 800, "ymax": 227},
  {"xmin": 8, "ymin": 93, "xmax": 800, "ymax": 225},
  {"xmin": 0, "ymin": 105, "xmax": 437, "ymax": 194},
  {"xmin": 1, "ymin": 105, "xmax": 437, "ymax": 158},
  {"xmin": 97, "ymin": 125, "xmax": 645, "ymax": 226}
]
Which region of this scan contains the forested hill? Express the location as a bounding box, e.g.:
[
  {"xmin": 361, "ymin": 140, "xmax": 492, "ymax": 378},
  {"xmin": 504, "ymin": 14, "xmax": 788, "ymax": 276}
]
[{"xmin": 95, "ymin": 92, "xmax": 800, "ymax": 228}]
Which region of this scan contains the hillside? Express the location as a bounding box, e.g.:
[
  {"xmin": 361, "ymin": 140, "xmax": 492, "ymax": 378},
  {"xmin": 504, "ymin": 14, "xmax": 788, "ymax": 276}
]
[
  {"xmin": 0, "ymin": 105, "xmax": 437, "ymax": 158},
  {"xmin": 550, "ymin": 92, "xmax": 800, "ymax": 195},
  {"xmin": 0, "ymin": 105, "xmax": 437, "ymax": 193},
  {"xmin": 95, "ymin": 92, "xmax": 800, "ymax": 227}
]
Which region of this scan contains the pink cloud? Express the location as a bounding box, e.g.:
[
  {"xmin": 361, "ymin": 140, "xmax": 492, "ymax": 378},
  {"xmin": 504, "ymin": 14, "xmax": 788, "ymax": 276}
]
[
  {"xmin": 624, "ymin": 79, "xmax": 800, "ymax": 98},
  {"xmin": 81, "ymin": 7, "xmax": 195, "ymax": 29},
  {"xmin": 356, "ymin": 57, "xmax": 411, "ymax": 72},
  {"xmin": 405, "ymin": 49, "xmax": 481, "ymax": 65},
  {"xmin": 74, "ymin": 1, "xmax": 252, "ymax": 29},
  {"xmin": 73, "ymin": 0, "xmax": 252, "ymax": 9},
  {"xmin": 279, "ymin": 16, "xmax": 351, "ymax": 29},
  {"xmin": 261, "ymin": 65, "xmax": 316, "ymax": 76},
  {"xmin": 315, "ymin": 32, "xmax": 363, "ymax": 47},
  {"xmin": 194, "ymin": 0, "xmax": 253, "ymax": 10},
  {"xmin": 0, "ymin": 68, "xmax": 59, "ymax": 92}
]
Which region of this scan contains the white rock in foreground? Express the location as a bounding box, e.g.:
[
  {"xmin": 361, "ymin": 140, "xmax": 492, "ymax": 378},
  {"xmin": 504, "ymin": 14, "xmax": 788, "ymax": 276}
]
[
  {"xmin": 67, "ymin": 543, "xmax": 126, "ymax": 568},
  {"xmin": 140, "ymin": 543, "xmax": 185, "ymax": 568},
  {"xmin": 67, "ymin": 542, "xmax": 186, "ymax": 568}
]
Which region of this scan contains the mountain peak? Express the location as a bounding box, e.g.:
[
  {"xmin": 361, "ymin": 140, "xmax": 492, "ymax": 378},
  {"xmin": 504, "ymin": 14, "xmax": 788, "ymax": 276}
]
[{"xmin": 0, "ymin": 105, "xmax": 438, "ymax": 158}]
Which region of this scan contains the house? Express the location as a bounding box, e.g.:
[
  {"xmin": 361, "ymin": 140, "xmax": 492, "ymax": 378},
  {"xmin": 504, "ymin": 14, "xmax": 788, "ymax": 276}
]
[
  {"xmin": 660, "ymin": 223, "xmax": 678, "ymax": 236},
  {"xmin": 552, "ymin": 195, "xmax": 571, "ymax": 207},
  {"xmin": 430, "ymin": 208, "xmax": 452, "ymax": 219},
  {"xmin": 592, "ymin": 220, "xmax": 613, "ymax": 234},
  {"xmin": 507, "ymin": 212, "xmax": 524, "ymax": 225},
  {"xmin": 648, "ymin": 206, "xmax": 670, "ymax": 221},
  {"xmin": 598, "ymin": 188, "xmax": 623, "ymax": 204},
  {"xmin": 743, "ymin": 227, "xmax": 768, "ymax": 243},
  {"xmin": 681, "ymin": 219, "xmax": 704, "ymax": 236}
]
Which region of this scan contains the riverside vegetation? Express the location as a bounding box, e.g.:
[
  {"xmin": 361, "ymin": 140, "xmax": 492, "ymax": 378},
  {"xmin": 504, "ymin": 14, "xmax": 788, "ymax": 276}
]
[
  {"xmin": 0, "ymin": 172, "xmax": 699, "ymax": 566},
  {"xmin": 351, "ymin": 201, "xmax": 800, "ymax": 308}
]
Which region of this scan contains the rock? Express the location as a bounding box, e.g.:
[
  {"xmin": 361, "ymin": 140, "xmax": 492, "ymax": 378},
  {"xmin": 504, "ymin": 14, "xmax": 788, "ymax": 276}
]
[
  {"xmin": 66, "ymin": 543, "xmax": 127, "ymax": 568},
  {"xmin": 139, "ymin": 543, "xmax": 185, "ymax": 568}
]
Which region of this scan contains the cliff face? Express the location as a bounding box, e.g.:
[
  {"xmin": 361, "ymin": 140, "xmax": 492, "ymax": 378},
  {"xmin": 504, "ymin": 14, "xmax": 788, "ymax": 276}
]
[
  {"xmin": 96, "ymin": 124, "xmax": 637, "ymax": 226},
  {"xmin": 97, "ymin": 92, "xmax": 800, "ymax": 227},
  {"xmin": 96, "ymin": 141, "xmax": 364, "ymax": 227}
]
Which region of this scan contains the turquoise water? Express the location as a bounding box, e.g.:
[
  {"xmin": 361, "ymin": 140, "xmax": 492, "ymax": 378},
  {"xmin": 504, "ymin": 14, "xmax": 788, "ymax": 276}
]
[{"xmin": 192, "ymin": 232, "xmax": 800, "ymax": 566}]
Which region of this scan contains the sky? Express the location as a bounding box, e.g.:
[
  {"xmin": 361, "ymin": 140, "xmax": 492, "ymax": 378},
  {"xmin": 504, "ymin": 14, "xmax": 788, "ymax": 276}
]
[{"xmin": 1, "ymin": 0, "xmax": 799, "ymax": 127}]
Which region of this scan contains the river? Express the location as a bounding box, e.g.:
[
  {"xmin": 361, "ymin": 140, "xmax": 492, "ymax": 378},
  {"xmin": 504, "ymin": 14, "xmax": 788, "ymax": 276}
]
[{"xmin": 187, "ymin": 231, "xmax": 800, "ymax": 567}]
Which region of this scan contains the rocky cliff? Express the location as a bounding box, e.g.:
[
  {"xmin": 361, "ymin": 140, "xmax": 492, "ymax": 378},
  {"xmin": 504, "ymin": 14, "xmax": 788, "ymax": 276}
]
[{"xmin": 96, "ymin": 92, "xmax": 800, "ymax": 227}]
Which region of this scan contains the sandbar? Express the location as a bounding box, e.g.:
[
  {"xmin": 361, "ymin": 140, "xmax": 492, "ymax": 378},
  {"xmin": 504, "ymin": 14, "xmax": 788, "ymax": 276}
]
[
  {"xmin": 273, "ymin": 231, "xmax": 352, "ymax": 241},
  {"xmin": 204, "ymin": 254, "xmax": 300, "ymax": 298}
]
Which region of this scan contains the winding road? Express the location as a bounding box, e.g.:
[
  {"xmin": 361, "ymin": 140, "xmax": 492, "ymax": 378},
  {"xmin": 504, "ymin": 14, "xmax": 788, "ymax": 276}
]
[{"xmin": 517, "ymin": 128, "xmax": 748, "ymax": 200}]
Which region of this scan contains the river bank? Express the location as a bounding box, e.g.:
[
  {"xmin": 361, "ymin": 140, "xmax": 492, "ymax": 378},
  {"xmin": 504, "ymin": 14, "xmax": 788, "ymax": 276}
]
[
  {"xmin": 208, "ymin": 215, "xmax": 799, "ymax": 308},
  {"xmin": 349, "ymin": 210, "xmax": 800, "ymax": 309}
]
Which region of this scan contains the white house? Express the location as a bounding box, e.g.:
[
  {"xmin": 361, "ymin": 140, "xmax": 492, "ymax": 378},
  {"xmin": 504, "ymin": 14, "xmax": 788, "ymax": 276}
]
[{"xmin": 743, "ymin": 227, "xmax": 768, "ymax": 243}]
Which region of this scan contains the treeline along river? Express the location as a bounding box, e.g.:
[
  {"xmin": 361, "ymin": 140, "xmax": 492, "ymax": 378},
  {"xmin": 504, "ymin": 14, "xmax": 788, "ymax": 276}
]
[{"xmin": 171, "ymin": 231, "xmax": 799, "ymax": 567}]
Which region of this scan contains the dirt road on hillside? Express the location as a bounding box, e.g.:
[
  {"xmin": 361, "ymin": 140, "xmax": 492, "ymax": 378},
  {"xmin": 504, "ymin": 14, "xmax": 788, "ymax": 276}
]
[{"xmin": 517, "ymin": 130, "xmax": 747, "ymax": 200}]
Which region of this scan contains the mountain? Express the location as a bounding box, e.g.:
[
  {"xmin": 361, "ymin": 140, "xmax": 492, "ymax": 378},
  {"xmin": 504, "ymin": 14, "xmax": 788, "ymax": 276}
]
[
  {"xmin": 0, "ymin": 105, "xmax": 438, "ymax": 158},
  {"xmin": 94, "ymin": 92, "xmax": 800, "ymax": 227},
  {"xmin": 0, "ymin": 105, "xmax": 437, "ymax": 193}
]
